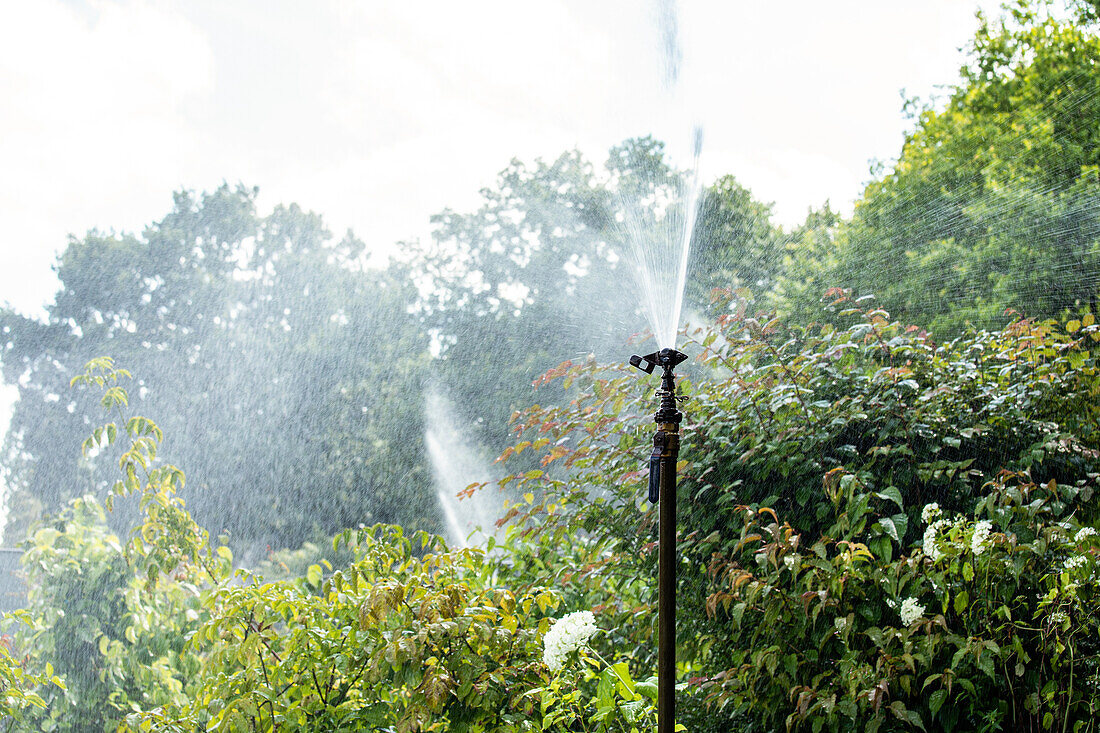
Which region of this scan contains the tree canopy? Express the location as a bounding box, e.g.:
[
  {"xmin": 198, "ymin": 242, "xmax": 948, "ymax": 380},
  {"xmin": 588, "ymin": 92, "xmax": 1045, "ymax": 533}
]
[
  {"xmin": 1, "ymin": 186, "xmax": 433, "ymax": 552},
  {"xmin": 792, "ymin": 0, "xmax": 1100, "ymax": 333}
]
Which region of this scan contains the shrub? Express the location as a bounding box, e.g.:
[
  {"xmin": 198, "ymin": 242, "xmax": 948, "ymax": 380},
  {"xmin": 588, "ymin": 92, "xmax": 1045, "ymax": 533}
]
[
  {"xmin": 497, "ymin": 291, "xmax": 1100, "ymax": 731},
  {"xmin": 128, "ymin": 526, "xmax": 559, "ymax": 732}
]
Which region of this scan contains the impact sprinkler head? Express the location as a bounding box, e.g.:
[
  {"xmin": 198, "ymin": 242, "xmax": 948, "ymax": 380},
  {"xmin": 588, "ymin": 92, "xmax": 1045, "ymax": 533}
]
[
  {"xmin": 629, "ymin": 348, "xmax": 688, "ymax": 376},
  {"xmin": 629, "ymin": 348, "xmax": 688, "ymax": 427}
]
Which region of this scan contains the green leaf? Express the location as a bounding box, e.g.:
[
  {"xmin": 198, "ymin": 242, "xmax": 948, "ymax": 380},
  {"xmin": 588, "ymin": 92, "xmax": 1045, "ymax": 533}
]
[
  {"xmin": 611, "ymin": 661, "xmax": 635, "ymax": 698},
  {"xmin": 635, "ymin": 677, "xmax": 658, "ymax": 701},
  {"xmin": 954, "ymin": 590, "xmax": 970, "ymax": 615},
  {"xmin": 879, "ymin": 516, "xmax": 900, "ymax": 543},
  {"xmin": 307, "ymin": 564, "xmax": 323, "ymax": 587},
  {"xmin": 875, "ymin": 485, "xmax": 904, "ymax": 510},
  {"xmin": 976, "ymin": 648, "xmax": 995, "ymax": 679},
  {"xmin": 929, "ymin": 689, "xmax": 947, "ymax": 717}
]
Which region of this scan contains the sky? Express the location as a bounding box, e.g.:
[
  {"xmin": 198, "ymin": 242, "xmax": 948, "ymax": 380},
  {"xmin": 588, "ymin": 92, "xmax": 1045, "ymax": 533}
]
[{"xmin": 0, "ymin": 0, "xmax": 999, "ymax": 516}]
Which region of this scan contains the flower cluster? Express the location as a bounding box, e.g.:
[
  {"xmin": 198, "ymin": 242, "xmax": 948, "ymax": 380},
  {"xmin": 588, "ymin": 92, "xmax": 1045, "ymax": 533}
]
[
  {"xmin": 971, "ymin": 520, "xmax": 993, "ymax": 556},
  {"xmin": 1075, "ymin": 526, "xmax": 1098, "ymax": 543},
  {"xmin": 1065, "ymin": 555, "xmax": 1089, "ymax": 572},
  {"xmin": 899, "ymin": 597, "xmax": 925, "ymax": 626},
  {"xmin": 542, "ymin": 610, "xmax": 598, "ymax": 672},
  {"xmin": 923, "ymin": 519, "xmax": 949, "ymax": 562},
  {"xmin": 921, "ymin": 503, "xmax": 942, "ymax": 524}
]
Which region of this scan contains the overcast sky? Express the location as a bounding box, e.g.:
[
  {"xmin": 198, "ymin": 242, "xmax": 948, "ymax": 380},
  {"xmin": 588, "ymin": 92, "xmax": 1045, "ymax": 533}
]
[
  {"xmin": 1, "ymin": 0, "xmax": 999, "ymax": 318},
  {"xmin": 0, "ymin": 0, "xmax": 998, "ymax": 512}
]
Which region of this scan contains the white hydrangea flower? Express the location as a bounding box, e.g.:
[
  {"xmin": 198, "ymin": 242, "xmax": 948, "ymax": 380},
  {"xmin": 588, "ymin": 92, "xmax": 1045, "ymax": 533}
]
[
  {"xmin": 1065, "ymin": 555, "xmax": 1088, "ymax": 572},
  {"xmin": 921, "ymin": 503, "xmax": 942, "ymax": 524},
  {"xmin": 923, "ymin": 519, "xmax": 948, "ymax": 562},
  {"xmin": 542, "ymin": 611, "xmax": 598, "ymax": 672},
  {"xmin": 1075, "ymin": 527, "xmax": 1098, "ymax": 543},
  {"xmin": 970, "ymin": 520, "xmax": 993, "ymax": 556},
  {"xmin": 886, "ymin": 598, "xmax": 897, "ymax": 609},
  {"xmin": 899, "ymin": 597, "xmax": 925, "ymax": 626}
]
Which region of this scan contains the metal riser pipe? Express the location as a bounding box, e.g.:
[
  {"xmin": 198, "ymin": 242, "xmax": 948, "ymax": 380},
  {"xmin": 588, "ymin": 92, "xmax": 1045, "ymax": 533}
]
[
  {"xmin": 628, "ymin": 347, "xmax": 687, "ymax": 733},
  {"xmin": 658, "ymin": 427, "xmax": 679, "ymax": 733}
]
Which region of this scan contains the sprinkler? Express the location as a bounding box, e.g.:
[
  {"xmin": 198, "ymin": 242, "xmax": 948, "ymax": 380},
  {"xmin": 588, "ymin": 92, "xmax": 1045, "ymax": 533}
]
[{"xmin": 629, "ymin": 346, "xmax": 687, "ymax": 733}]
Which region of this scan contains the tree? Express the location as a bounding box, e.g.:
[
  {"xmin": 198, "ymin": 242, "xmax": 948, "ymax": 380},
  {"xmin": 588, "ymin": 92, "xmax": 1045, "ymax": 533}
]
[
  {"xmin": 1, "ymin": 185, "xmax": 434, "ymax": 553},
  {"xmin": 792, "ymin": 0, "xmax": 1100, "ymax": 334},
  {"xmin": 406, "ymin": 142, "xmax": 653, "ymax": 456},
  {"xmin": 406, "ymin": 138, "xmax": 782, "ymax": 457},
  {"xmin": 687, "ymin": 174, "xmax": 787, "ymax": 311}
]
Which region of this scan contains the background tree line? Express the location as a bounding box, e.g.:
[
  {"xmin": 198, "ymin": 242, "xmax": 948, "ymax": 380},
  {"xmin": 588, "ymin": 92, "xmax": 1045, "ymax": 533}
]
[{"xmin": 1, "ymin": 0, "xmax": 1098, "ymax": 556}]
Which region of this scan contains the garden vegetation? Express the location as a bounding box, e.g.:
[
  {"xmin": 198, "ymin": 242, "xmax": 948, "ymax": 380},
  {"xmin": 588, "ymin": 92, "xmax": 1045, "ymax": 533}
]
[{"xmin": 2, "ymin": 0, "xmax": 1100, "ymax": 730}]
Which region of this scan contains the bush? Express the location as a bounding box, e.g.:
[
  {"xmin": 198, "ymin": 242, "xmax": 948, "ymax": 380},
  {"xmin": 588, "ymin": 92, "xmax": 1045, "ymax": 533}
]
[
  {"xmin": 5, "ymin": 359, "xmax": 653, "ymax": 732},
  {"xmin": 17, "ymin": 496, "xmax": 204, "ymax": 732},
  {"xmin": 497, "ymin": 290, "xmax": 1100, "ymax": 731}
]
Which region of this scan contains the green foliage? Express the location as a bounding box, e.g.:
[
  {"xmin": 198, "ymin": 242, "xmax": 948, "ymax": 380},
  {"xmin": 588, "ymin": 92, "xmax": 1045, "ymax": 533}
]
[
  {"xmin": 1, "ymin": 186, "xmax": 434, "ymax": 552},
  {"xmin": 9, "ymin": 360, "xmax": 223, "ymax": 731},
  {"xmin": 497, "ymin": 294, "xmax": 1100, "ymax": 731},
  {"xmin": 702, "ymin": 469, "xmax": 1100, "ymax": 732},
  {"xmin": 8, "ymin": 361, "xmax": 593, "ymax": 732},
  {"xmin": 9, "ymin": 291, "xmax": 1100, "ymax": 732},
  {"xmin": 0, "ymin": 611, "xmax": 63, "ymax": 726},
  {"xmin": 7, "ymin": 7, "xmax": 1100, "ymax": 730},
  {"xmin": 534, "ymin": 651, "xmax": 661, "ymax": 733},
  {"xmin": 799, "ymin": 0, "xmax": 1100, "ymax": 334},
  {"xmin": 128, "ymin": 526, "xmax": 560, "ymax": 732},
  {"xmin": 17, "ymin": 494, "xmax": 207, "ymax": 733},
  {"xmin": 689, "ymin": 174, "xmax": 787, "ymax": 313}
]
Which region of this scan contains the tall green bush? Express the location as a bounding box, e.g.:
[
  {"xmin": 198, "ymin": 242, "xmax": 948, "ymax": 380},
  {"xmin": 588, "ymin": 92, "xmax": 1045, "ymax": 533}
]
[{"xmin": 497, "ymin": 290, "xmax": 1100, "ymax": 731}]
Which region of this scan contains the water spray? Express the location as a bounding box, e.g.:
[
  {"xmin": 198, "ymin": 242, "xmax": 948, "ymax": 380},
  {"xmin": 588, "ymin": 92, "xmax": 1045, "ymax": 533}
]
[{"xmin": 629, "ymin": 346, "xmax": 687, "ymax": 733}]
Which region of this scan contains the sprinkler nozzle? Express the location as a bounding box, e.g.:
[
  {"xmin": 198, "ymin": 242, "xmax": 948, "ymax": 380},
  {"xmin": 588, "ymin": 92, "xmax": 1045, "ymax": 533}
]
[{"xmin": 629, "ymin": 354, "xmax": 654, "ymax": 374}]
